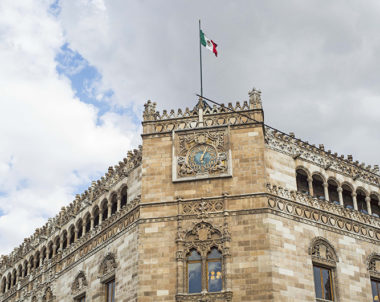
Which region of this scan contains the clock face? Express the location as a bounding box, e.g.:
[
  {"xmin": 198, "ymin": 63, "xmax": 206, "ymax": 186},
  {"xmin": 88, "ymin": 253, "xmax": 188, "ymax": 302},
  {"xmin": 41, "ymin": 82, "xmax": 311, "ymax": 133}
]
[{"xmin": 188, "ymin": 144, "xmax": 217, "ymax": 173}]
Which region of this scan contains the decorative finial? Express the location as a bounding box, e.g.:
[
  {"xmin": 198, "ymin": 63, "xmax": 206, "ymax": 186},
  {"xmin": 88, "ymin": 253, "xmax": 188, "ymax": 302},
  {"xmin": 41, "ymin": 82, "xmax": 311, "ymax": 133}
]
[{"xmin": 248, "ymin": 87, "xmax": 262, "ymax": 109}]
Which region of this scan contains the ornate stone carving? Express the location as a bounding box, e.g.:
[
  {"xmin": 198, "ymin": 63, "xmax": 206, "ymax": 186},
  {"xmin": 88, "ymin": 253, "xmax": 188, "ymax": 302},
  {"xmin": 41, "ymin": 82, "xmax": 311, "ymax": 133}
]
[
  {"xmin": 173, "ymin": 127, "xmax": 231, "ymax": 182},
  {"xmin": 99, "ymin": 253, "xmax": 117, "ymax": 281},
  {"xmin": 42, "ymin": 287, "xmax": 54, "ymax": 302},
  {"xmin": 309, "ymin": 237, "xmax": 338, "ymax": 265},
  {"xmin": 367, "ymin": 253, "xmax": 380, "ymax": 278},
  {"xmin": 71, "ymin": 271, "xmax": 88, "ymax": 295}
]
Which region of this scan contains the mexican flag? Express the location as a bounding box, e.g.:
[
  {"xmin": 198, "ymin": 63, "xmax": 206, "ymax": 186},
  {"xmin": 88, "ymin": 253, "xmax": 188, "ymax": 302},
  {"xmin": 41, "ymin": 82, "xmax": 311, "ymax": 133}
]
[{"xmin": 200, "ymin": 30, "xmax": 218, "ymax": 57}]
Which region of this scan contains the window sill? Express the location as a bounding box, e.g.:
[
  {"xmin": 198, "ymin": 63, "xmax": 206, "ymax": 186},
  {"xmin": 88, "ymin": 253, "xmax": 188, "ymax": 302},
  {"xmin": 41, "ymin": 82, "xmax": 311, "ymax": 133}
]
[{"xmin": 176, "ymin": 290, "xmax": 232, "ymax": 301}]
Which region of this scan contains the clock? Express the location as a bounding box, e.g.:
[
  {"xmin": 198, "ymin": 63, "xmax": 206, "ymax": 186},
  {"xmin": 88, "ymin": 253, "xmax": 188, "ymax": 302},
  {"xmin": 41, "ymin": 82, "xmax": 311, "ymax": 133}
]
[{"xmin": 188, "ymin": 144, "xmax": 217, "ymax": 173}]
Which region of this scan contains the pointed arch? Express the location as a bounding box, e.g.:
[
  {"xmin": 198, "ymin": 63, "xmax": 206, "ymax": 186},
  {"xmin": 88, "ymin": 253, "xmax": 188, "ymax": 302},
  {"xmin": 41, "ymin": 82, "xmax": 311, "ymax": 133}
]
[
  {"xmin": 71, "ymin": 270, "xmax": 88, "ymax": 295},
  {"xmin": 99, "ymin": 252, "xmax": 117, "ymax": 277},
  {"xmin": 309, "ymin": 236, "xmax": 338, "ymax": 265}
]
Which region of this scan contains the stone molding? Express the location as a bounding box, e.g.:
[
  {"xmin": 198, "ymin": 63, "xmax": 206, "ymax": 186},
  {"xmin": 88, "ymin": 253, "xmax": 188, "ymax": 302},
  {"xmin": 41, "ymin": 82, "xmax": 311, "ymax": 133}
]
[
  {"xmin": 367, "ymin": 252, "xmax": 380, "ymax": 279},
  {"xmin": 176, "ymin": 290, "xmax": 233, "ymax": 302},
  {"xmin": 265, "ymin": 126, "xmax": 380, "ymax": 186},
  {"xmin": 309, "ymin": 236, "xmax": 339, "ymax": 266},
  {"xmin": 0, "ymin": 147, "xmax": 141, "ymax": 274}
]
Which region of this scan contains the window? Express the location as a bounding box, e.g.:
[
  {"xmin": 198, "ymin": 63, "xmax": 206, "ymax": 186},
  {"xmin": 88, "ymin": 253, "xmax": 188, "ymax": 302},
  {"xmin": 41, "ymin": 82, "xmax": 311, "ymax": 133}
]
[
  {"xmin": 372, "ymin": 279, "xmax": 380, "ymax": 302},
  {"xmin": 76, "ymin": 295, "xmax": 86, "ymax": 302},
  {"xmin": 106, "ymin": 279, "xmax": 115, "ymax": 302},
  {"xmin": 313, "ymin": 265, "xmax": 334, "ymax": 301},
  {"xmin": 187, "ymin": 250, "xmax": 202, "ymax": 293},
  {"xmin": 186, "ymin": 247, "xmax": 223, "ymax": 294},
  {"xmin": 207, "ymin": 248, "xmax": 222, "ymax": 292}
]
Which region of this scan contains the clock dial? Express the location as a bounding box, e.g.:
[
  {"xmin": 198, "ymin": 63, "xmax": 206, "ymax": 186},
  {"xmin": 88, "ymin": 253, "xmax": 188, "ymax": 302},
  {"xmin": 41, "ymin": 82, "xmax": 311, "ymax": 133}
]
[{"xmin": 188, "ymin": 144, "xmax": 217, "ymax": 173}]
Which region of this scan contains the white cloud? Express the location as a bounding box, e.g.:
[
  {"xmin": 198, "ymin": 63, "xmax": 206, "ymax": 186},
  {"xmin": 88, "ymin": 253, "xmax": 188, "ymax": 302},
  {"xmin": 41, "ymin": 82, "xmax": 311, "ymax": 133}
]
[{"xmin": 0, "ymin": 0, "xmax": 140, "ymax": 254}]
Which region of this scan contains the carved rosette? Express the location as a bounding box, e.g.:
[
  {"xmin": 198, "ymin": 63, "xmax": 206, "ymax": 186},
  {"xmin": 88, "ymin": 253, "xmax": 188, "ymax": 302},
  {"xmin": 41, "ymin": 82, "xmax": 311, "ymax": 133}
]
[{"xmin": 173, "ymin": 127, "xmax": 232, "ymax": 182}]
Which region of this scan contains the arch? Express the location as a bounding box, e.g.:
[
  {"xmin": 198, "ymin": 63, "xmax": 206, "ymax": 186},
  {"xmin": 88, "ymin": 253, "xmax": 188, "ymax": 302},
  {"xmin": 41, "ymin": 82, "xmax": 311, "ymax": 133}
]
[
  {"xmin": 327, "ymin": 178, "xmax": 339, "ymax": 204},
  {"xmin": 29, "ymin": 255, "xmax": 35, "ymax": 271},
  {"xmin": 101, "ymin": 199, "xmax": 108, "ymax": 221},
  {"xmin": 47, "ymin": 241, "xmax": 54, "ymax": 259},
  {"xmin": 71, "ymin": 270, "xmax": 88, "ymax": 295},
  {"xmin": 61, "ymin": 230, "xmax": 68, "ymax": 249},
  {"xmin": 296, "ymin": 167, "xmax": 310, "ymax": 194},
  {"xmin": 295, "ymin": 166, "xmax": 311, "ymax": 177},
  {"xmin": 83, "ymin": 212, "xmax": 91, "ymax": 234},
  {"xmin": 42, "ymin": 286, "xmax": 54, "ymax": 302},
  {"xmin": 356, "ymin": 188, "xmax": 368, "ymax": 214},
  {"xmin": 120, "ymin": 185, "xmax": 128, "ymax": 208},
  {"xmin": 341, "ymin": 183, "xmax": 354, "ymax": 209},
  {"xmin": 41, "ymin": 246, "xmax": 47, "ymax": 263},
  {"xmin": 23, "ymin": 259, "xmax": 28, "ymax": 277},
  {"xmin": 367, "ymin": 252, "xmax": 380, "ymax": 275},
  {"xmin": 1, "ymin": 276, "xmax": 6, "ymax": 293},
  {"xmin": 110, "ymin": 193, "xmax": 118, "ymax": 215},
  {"xmin": 309, "ymin": 236, "xmax": 338, "ymax": 264},
  {"xmin": 17, "ymin": 264, "xmax": 23, "ymax": 278},
  {"xmin": 312, "ymin": 173, "xmax": 325, "ymax": 200},
  {"xmin": 54, "ymin": 235, "xmax": 60, "ymax": 254},
  {"xmin": 92, "ymin": 205, "xmax": 100, "ymax": 228},
  {"xmin": 312, "ymin": 172, "xmax": 326, "ymax": 183},
  {"xmin": 99, "ymin": 253, "xmax": 117, "ymax": 277},
  {"xmin": 76, "ymin": 218, "xmax": 83, "ymax": 239},
  {"xmin": 35, "ymin": 250, "xmax": 41, "ymax": 268},
  {"xmin": 6, "ymin": 272, "xmax": 11, "ymax": 290},
  {"xmin": 68, "ymin": 224, "xmax": 75, "ymax": 245},
  {"xmin": 11, "ymin": 269, "xmax": 16, "ymax": 287},
  {"xmin": 370, "ymin": 193, "xmax": 380, "ymax": 217}
]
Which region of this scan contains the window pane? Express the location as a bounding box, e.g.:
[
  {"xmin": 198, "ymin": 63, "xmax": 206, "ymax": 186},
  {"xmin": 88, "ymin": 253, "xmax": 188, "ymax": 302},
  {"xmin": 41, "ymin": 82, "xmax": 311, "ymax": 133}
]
[
  {"xmin": 313, "ymin": 266, "xmax": 322, "ymax": 298},
  {"xmin": 188, "ymin": 250, "xmax": 201, "ymax": 261},
  {"xmin": 207, "ymin": 248, "xmax": 221, "ymax": 259},
  {"xmin": 321, "ymin": 268, "xmax": 333, "ymax": 300},
  {"xmin": 208, "ymin": 260, "xmax": 222, "ymax": 292},
  {"xmin": 106, "ymin": 280, "xmax": 115, "ymax": 302},
  {"xmin": 188, "ymin": 262, "xmax": 202, "ymax": 293},
  {"xmin": 372, "ymin": 280, "xmax": 379, "ymax": 302}
]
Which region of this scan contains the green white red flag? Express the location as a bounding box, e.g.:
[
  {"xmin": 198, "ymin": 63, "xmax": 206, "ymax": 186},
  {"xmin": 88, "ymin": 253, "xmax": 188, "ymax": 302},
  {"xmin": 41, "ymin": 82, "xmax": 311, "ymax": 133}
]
[{"xmin": 200, "ymin": 30, "xmax": 218, "ymax": 57}]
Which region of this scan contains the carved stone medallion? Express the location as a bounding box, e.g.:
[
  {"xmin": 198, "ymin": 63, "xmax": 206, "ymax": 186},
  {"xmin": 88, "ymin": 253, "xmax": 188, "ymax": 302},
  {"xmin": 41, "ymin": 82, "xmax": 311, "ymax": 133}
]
[{"xmin": 173, "ymin": 126, "xmax": 232, "ymax": 182}]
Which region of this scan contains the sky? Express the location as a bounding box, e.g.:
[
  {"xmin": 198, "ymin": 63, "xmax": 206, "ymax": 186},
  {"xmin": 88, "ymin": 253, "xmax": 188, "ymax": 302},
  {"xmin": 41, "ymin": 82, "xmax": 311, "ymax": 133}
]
[{"xmin": 0, "ymin": 0, "xmax": 379, "ymax": 255}]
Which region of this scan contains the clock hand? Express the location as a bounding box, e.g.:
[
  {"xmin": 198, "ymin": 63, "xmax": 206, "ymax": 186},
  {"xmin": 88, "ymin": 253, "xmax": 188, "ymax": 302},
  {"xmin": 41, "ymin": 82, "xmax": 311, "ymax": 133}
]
[{"xmin": 200, "ymin": 147, "xmax": 207, "ymax": 162}]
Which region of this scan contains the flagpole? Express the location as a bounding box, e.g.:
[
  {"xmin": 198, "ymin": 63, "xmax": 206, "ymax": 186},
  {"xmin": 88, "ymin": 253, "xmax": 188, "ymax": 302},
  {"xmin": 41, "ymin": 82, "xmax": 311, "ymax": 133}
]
[{"xmin": 199, "ymin": 19, "xmax": 203, "ymax": 97}]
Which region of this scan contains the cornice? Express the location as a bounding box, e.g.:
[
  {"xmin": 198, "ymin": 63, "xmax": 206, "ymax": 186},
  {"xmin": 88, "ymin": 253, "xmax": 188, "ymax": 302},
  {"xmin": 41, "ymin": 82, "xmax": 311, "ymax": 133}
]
[{"xmin": 265, "ymin": 126, "xmax": 380, "ymax": 187}]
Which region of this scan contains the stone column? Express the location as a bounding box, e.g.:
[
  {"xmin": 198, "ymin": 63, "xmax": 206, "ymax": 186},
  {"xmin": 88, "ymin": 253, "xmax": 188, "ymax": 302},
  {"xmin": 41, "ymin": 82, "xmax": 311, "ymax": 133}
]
[
  {"xmin": 201, "ymin": 257, "xmax": 207, "ymax": 292},
  {"xmin": 82, "ymin": 223, "xmax": 86, "ymax": 236},
  {"xmin": 60, "ymin": 236, "xmax": 64, "ymax": 251},
  {"xmin": 91, "ymin": 215, "xmax": 94, "ymax": 230},
  {"xmin": 67, "ymin": 232, "xmax": 72, "ymax": 246},
  {"xmin": 307, "ymin": 177, "xmax": 314, "ymax": 196},
  {"xmin": 52, "ymin": 244, "xmax": 57, "ymax": 257},
  {"xmin": 33, "ymin": 257, "xmax": 38, "ymax": 270},
  {"xmin": 74, "ymin": 228, "xmax": 78, "ymax": 241},
  {"xmin": 99, "ymin": 210, "xmax": 103, "ymax": 225},
  {"xmin": 337, "ymin": 187, "xmax": 343, "ymax": 206},
  {"xmin": 117, "ymin": 193, "xmax": 121, "ymax": 212},
  {"xmin": 352, "ymin": 193, "xmax": 358, "ymax": 210},
  {"xmin": 323, "ymin": 183, "xmax": 329, "ymax": 201},
  {"xmin": 176, "ymin": 251, "xmax": 184, "ymax": 294},
  {"xmin": 27, "ymin": 262, "xmax": 31, "ymax": 276},
  {"xmin": 39, "ymin": 253, "xmax": 44, "ymax": 267},
  {"xmin": 108, "ymin": 201, "xmax": 112, "ymax": 218},
  {"xmin": 366, "ymin": 196, "xmax": 372, "ymax": 215}
]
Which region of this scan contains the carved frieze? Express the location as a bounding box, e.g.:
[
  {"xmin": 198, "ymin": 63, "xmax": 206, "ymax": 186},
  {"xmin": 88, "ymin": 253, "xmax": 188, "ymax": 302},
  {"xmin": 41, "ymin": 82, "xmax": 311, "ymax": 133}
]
[{"xmin": 173, "ymin": 127, "xmax": 232, "ymax": 182}]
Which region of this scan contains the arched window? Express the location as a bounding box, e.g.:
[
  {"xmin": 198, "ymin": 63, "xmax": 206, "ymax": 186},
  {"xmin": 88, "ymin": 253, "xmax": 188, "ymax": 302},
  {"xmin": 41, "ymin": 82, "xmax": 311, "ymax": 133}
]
[
  {"xmin": 342, "ymin": 184, "xmax": 353, "ymax": 209},
  {"xmin": 69, "ymin": 226, "xmax": 75, "ymax": 245},
  {"xmin": 296, "ymin": 169, "xmax": 309, "ymax": 194},
  {"xmin": 327, "ymin": 179, "xmax": 339, "ymax": 205},
  {"xmin": 370, "ymin": 194, "xmax": 380, "ymax": 218},
  {"xmin": 187, "ymin": 250, "xmax": 202, "ymax": 293},
  {"xmin": 120, "ymin": 187, "xmax": 127, "ymax": 208},
  {"xmin": 54, "ymin": 237, "xmax": 60, "ymax": 254},
  {"xmin": 368, "ymin": 253, "xmax": 380, "ymax": 301},
  {"xmin": 1, "ymin": 277, "xmax": 5, "ymax": 293},
  {"xmin": 93, "ymin": 206, "xmax": 100, "ymax": 228},
  {"xmin": 312, "ymin": 174, "xmax": 325, "ymax": 200},
  {"xmin": 11, "ymin": 269, "xmax": 16, "ymax": 287},
  {"xmin": 356, "ymin": 189, "xmax": 367, "ymax": 214},
  {"xmin": 101, "ymin": 200, "xmax": 108, "ymax": 221},
  {"xmin": 85, "ymin": 214, "xmax": 91, "ymax": 233},
  {"xmin": 23, "ymin": 260, "xmax": 28, "ymax": 277},
  {"xmin": 207, "ymin": 248, "xmax": 222, "ymax": 292},
  {"xmin": 62, "ymin": 231, "xmax": 68, "ymax": 249},
  {"xmin": 309, "ymin": 237, "xmax": 338, "ymax": 301},
  {"xmin": 48, "ymin": 242, "xmax": 53, "ymax": 259},
  {"xmin": 77, "ymin": 219, "xmax": 83, "ymax": 239},
  {"xmin": 41, "ymin": 247, "xmax": 47, "ymax": 263},
  {"xmin": 111, "ymin": 194, "xmax": 117, "ymax": 215},
  {"xmin": 35, "ymin": 251, "xmax": 40, "ymax": 268}
]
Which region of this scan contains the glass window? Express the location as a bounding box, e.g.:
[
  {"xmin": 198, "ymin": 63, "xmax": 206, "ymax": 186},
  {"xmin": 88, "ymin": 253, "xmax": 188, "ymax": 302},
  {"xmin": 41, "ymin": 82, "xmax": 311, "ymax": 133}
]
[
  {"xmin": 372, "ymin": 279, "xmax": 380, "ymax": 302},
  {"xmin": 76, "ymin": 296, "xmax": 85, "ymax": 302},
  {"xmin": 187, "ymin": 250, "xmax": 202, "ymax": 293},
  {"xmin": 106, "ymin": 279, "xmax": 115, "ymax": 302},
  {"xmin": 207, "ymin": 248, "xmax": 222, "ymax": 292},
  {"xmin": 313, "ymin": 265, "xmax": 334, "ymax": 301}
]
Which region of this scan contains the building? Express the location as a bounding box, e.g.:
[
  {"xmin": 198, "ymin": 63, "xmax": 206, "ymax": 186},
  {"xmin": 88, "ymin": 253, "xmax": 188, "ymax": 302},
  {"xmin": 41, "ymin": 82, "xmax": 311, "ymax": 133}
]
[{"xmin": 0, "ymin": 88, "xmax": 379, "ymax": 302}]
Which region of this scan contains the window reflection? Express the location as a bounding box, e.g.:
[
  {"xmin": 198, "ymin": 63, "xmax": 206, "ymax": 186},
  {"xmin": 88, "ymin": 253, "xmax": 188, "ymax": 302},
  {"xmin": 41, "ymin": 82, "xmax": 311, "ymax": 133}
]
[
  {"xmin": 187, "ymin": 250, "xmax": 202, "ymax": 293},
  {"xmin": 207, "ymin": 248, "xmax": 222, "ymax": 292},
  {"xmin": 372, "ymin": 279, "xmax": 380, "ymax": 302},
  {"xmin": 313, "ymin": 265, "xmax": 334, "ymax": 301}
]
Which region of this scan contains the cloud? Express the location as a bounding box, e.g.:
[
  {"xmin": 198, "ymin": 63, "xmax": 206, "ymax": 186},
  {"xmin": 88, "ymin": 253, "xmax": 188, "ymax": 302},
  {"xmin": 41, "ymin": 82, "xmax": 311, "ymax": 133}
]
[
  {"xmin": 0, "ymin": 0, "xmax": 140, "ymax": 254},
  {"xmin": 1, "ymin": 0, "xmax": 380, "ymax": 254}
]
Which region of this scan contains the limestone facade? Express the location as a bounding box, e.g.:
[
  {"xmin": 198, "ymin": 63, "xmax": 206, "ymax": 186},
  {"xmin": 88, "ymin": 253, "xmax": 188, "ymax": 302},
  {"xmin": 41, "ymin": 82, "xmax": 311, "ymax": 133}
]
[{"xmin": 0, "ymin": 88, "xmax": 379, "ymax": 301}]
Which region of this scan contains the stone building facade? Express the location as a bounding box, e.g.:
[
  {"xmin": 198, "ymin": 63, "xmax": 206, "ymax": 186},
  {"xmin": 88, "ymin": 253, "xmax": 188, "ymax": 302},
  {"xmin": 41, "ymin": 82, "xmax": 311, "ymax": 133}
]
[{"xmin": 0, "ymin": 89, "xmax": 379, "ymax": 302}]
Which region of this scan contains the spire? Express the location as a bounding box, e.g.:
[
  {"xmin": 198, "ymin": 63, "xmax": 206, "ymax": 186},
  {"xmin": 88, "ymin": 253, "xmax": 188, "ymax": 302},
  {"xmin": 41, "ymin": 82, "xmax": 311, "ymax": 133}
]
[{"xmin": 248, "ymin": 88, "xmax": 262, "ymax": 109}]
